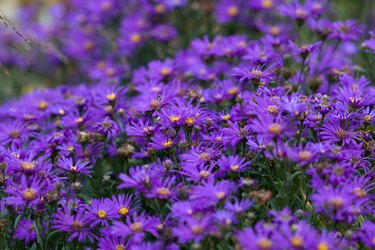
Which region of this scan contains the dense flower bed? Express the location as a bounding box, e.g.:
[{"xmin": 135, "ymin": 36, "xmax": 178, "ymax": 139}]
[{"xmin": 1, "ymin": 0, "xmax": 375, "ymax": 249}]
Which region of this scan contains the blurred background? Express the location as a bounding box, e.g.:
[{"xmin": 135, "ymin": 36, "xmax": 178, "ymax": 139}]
[{"xmin": 0, "ymin": 0, "xmax": 374, "ymax": 103}]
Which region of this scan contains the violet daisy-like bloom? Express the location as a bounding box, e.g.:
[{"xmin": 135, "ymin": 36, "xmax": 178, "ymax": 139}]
[
  {"xmin": 279, "ymin": 1, "xmax": 313, "ymax": 25},
  {"xmin": 311, "ymin": 185, "xmax": 360, "ymax": 222},
  {"xmin": 236, "ymin": 223, "xmax": 275, "ymax": 250},
  {"xmin": 53, "ymin": 205, "xmax": 96, "ymax": 243},
  {"xmin": 180, "ymin": 162, "xmax": 216, "ymax": 182},
  {"xmin": 180, "ymin": 145, "xmax": 220, "ymax": 168},
  {"xmin": 250, "ymin": 115, "xmax": 288, "ymax": 140},
  {"xmin": 86, "ymin": 198, "xmax": 117, "ymax": 227},
  {"xmin": 97, "ymin": 234, "xmax": 130, "ymax": 250},
  {"xmin": 288, "ymin": 40, "xmax": 322, "ymax": 59},
  {"xmin": 357, "ymin": 221, "xmax": 375, "ymax": 249},
  {"xmin": 224, "ymin": 198, "xmax": 253, "ymax": 214},
  {"xmin": 14, "ymin": 218, "xmax": 37, "ymax": 244},
  {"xmin": 330, "ymin": 20, "xmax": 362, "ymax": 42},
  {"xmin": 5, "ymin": 176, "xmax": 45, "ymax": 209},
  {"xmin": 149, "ymin": 132, "xmax": 176, "ymax": 151},
  {"xmin": 232, "ymin": 65, "xmax": 275, "ymax": 85},
  {"xmin": 320, "ymin": 122, "xmax": 358, "ymax": 145},
  {"xmin": 111, "ymin": 212, "xmax": 159, "ymax": 243},
  {"xmin": 118, "ymin": 165, "xmax": 156, "ymax": 192},
  {"xmin": 222, "ymin": 121, "xmax": 252, "ymax": 146},
  {"xmin": 217, "ymin": 154, "xmax": 251, "ymax": 173},
  {"xmin": 190, "ymin": 177, "xmax": 235, "ymax": 208},
  {"xmin": 111, "ymin": 194, "xmax": 140, "ymax": 218},
  {"xmin": 0, "ymin": 121, "xmax": 32, "ymax": 147},
  {"xmin": 57, "ymin": 156, "xmax": 93, "ymax": 176},
  {"xmin": 147, "ymin": 176, "xmax": 179, "ymax": 200},
  {"xmin": 94, "ymin": 117, "xmax": 120, "ymax": 139},
  {"xmin": 214, "ymin": 0, "xmax": 242, "ymax": 24},
  {"xmin": 172, "ymin": 216, "xmax": 215, "ymax": 243}
]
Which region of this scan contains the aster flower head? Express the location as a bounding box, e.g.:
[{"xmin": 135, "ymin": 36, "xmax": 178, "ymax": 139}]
[
  {"xmin": 94, "ymin": 117, "xmax": 120, "ymax": 139},
  {"xmin": 14, "ymin": 218, "xmax": 37, "ymax": 244},
  {"xmin": 233, "ymin": 65, "xmax": 275, "ymax": 86},
  {"xmin": 57, "ymin": 156, "xmax": 93, "ymax": 176},
  {"xmin": 5, "ymin": 175, "xmax": 45, "ymax": 209},
  {"xmin": 53, "ymin": 205, "xmax": 96, "ymax": 243},
  {"xmin": 330, "ymin": 20, "xmax": 362, "ymax": 42},
  {"xmin": 217, "ymin": 154, "xmax": 251, "ymax": 173},
  {"xmin": 86, "ymin": 198, "xmax": 117, "ymax": 227}
]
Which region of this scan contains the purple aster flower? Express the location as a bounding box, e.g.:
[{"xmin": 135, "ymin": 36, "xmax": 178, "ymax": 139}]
[
  {"xmin": 222, "ymin": 121, "xmax": 252, "ymax": 146},
  {"xmin": 86, "ymin": 198, "xmax": 117, "ymax": 227},
  {"xmin": 0, "ymin": 121, "xmax": 33, "ymax": 147},
  {"xmin": 111, "ymin": 212, "xmax": 159, "ymax": 243},
  {"xmin": 330, "ymin": 20, "xmax": 362, "ymax": 42},
  {"xmin": 190, "ymin": 177, "xmax": 235, "ymax": 208},
  {"xmin": 57, "ymin": 156, "xmax": 93, "ymax": 176},
  {"xmin": 357, "ymin": 221, "xmax": 375, "ymax": 249},
  {"xmin": 110, "ymin": 194, "xmax": 140, "ymax": 218},
  {"xmin": 5, "ymin": 176, "xmax": 45, "ymax": 209},
  {"xmin": 172, "ymin": 215, "xmax": 215, "ymax": 243},
  {"xmin": 215, "ymin": 0, "xmax": 243, "ymax": 24},
  {"xmin": 288, "ymin": 40, "xmax": 322, "ymax": 59},
  {"xmin": 179, "ymin": 163, "xmax": 216, "ymax": 182},
  {"xmin": 217, "ymin": 154, "xmax": 251, "ymax": 173},
  {"xmin": 233, "ymin": 65, "xmax": 275, "ymax": 86},
  {"xmin": 94, "ymin": 117, "xmax": 120, "ymax": 139},
  {"xmin": 98, "ymin": 234, "xmax": 130, "ymax": 250},
  {"xmin": 279, "ymin": 1, "xmax": 313, "ymax": 25},
  {"xmin": 150, "ymin": 24, "xmax": 177, "ymax": 42},
  {"xmin": 14, "ymin": 218, "xmax": 37, "ymax": 244},
  {"xmin": 320, "ymin": 122, "xmax": 358, "ymax": 145},
  {"xmin": 237, "ymin": 223, "xmax": 275, "ymax": 250}
]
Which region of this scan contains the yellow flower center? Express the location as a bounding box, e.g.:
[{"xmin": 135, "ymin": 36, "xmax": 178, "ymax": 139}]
[
  {"xmin": 160, "ymin": 67, "xmax": 172, "ymax": 76},
  {"xmin": 227, "ymin": 87, "xmax": 239, "ymax": 95},
  {"xmin": 70, "ymin": 166, "xmax": 78, "ymax": 172},
  {"xmin": 353, "ymin": 187, "xmax": 366, "ymax": 198},
  {"xmin": 71, "ymin": 220, "xmax": 83, "ymax": 230},
  {"xmin": 329, "ymin": 197, "xmax": 344, "ymax": 209},
  {"xmin": 191, "ymin": 225, "xmax": 203, "ymax": 235},
  {"xmin": 295, "ymin": 9, "xmax": 307, "ymax": 19},
  {"xmin": 268, "ymin": 123, "xmax": 282, "ymax": 135},
  {"xmin": 131, "ymin": 222, "xmax": 143, "ymax": 232},
  {"xmin": 118, "ymin": 207, "xmax": 129, "ymax": 216},
  {"xmin": 221, "ymin": 114, "xmax": 231, "ymax": 121},
  {"xmin": 169, "ymin": 115, "xmax": 180, "ymax": 123},
  {"xmin": 230, "ymin": 165, "xmax": 239, "ymax": 171},
  {"xmin": 115, "ymin": 245, "xmax": 126, "ymax": 250},
  {"xmin": 216, "ymin": 191, "xmax": 226, "ymax": 199},
  {"xmin": 257, "ymin": 238, "xmax": 272, "ymax": 250},
  {"xmin": 298, "ymin": 151, "xmax": 311, "ymax": 161},
  {"xmin": 267, "ymin": 105, "xmax": 278, "ymax": 115},
  {"xmin": 58, "ymin": 109, "xmax": 65, "ymax": 115},
  {"xmin": 97, "ymin": 209, "xmax": 107, "ymax": 219},
  {"xmin": 199, "ymin": 170, "xmax": 210, "ymax": 179},
  {"xmin": 75, "ymin": 117, "xmax": 83, "ymax": 124},
  {"xmin": 38, "ymin": 101, "xmax": 49, "ymax": 110},
  {"xmin": 270, "ymin": 26, "xmax": 280, "ymax": 36},
  {"xmin": 185, "ymin": 117, "xmax": 195, "ymax": 125},
  {"xmin": 200, "ymin": 152, "xmax": 211, "ymax": 161},
  {"xmin": 163, "ymin": 140, "xmax": 173, "ymax": 148},
  {"xmin": 154, "ymin": 4, "xmax": 166, "ymax": 13},
  {"xmin": 131, "ymin": 33, "xmax": 141, "ymax": 44},
  {"xmin": 157, "ymin": 187, "xmax": 171, "ymax": 197},
  {"xmin": 23, "ymin": 188, "xmax": 37, "ymax": 201},
  {"xmin": 84, "ymin": 41, "xmax": 94, "ymax": 51},
  {"xmin": 251, "ymin": 70, "xmax": 263, "ymax": 77},
  {"xmin": 100, "ymin": 1, "xmax": 113, "ymax": 11},
  {"xmin": 227, "ymin": 6, "xmax": 239, "ymax": 17},
  {"xmin": 291, "ymin": 236, "xmax": 303, "ymax": 248},
  {"xmin": 106, "ymin": 93, "xmax": 116, "ymax": 101},
  {"xmin": 9, "ymin": 130, "xmax": 20, "ymax": 139},
  {"xmin": 262, "ymin": 0, "xmax": 274, "ymax": 9},
  {"xmin": 22, "ymin": 162, "xmax": 35, "ymax": 171},
  {"xmin": 317, "ymin": 243, "xmax": 329, "ymax": 250},
  {"xmin": 364, "ymin": 115, "xmax": 371, "ymax": 122},
  {"xmin": 67, "ymin": 146, "xmax": 74, "ymax": 152}
]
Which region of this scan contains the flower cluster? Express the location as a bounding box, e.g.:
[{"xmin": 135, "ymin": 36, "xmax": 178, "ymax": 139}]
[{"xmin": 1, "ymin": 0, "xmax": 375, "ymax": 249}]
